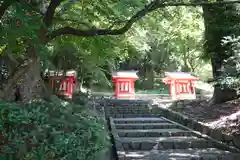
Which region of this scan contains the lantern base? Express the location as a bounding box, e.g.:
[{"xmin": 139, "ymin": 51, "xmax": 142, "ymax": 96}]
[
  {"xmin": 172, "ymin": 94, "xmax": 196, "ymax": 100},
  {"xmin": 115, "ymin": 94, "xmax": 136, "ymax": 100},
  {"xmin": 115, "ymin": 97, "xmax": 136, "ymax": 100},
  {"xmin": 55, "ymin": 92, "xmax": 72, "ymax": 99}
]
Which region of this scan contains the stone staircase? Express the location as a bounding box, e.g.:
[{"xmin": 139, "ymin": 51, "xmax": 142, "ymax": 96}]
[
  {"xmin": 89, "ymin": 98, "xmax": 240, "ymax": 159},
  {"xmin": 110, "ymin": 117, "xmax": 240, "ymax": 160}
]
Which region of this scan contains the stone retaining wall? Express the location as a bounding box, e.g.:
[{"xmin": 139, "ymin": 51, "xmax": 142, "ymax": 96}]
[
  {"xmin": 152, "ymin": 103, "xmax": 240, "ymax": 150},
  {"xmin": 109, "ymin": 118, "xmax": 126, "ymax": 160}
]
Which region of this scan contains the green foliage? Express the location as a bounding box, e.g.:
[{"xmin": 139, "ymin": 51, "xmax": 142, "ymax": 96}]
[
  {"xmin": 0, "ymin": 96, "xmax": 109, "ymax": 160},
  {"xmin": 56, "ymin": 0, "xmax": 147, "ymax": 29},
  {"xmin": 0, "ymin": 2, "xmax": 42, "ymax": 54},
  {"xmin": 0, "ymin": 0, "xmax": 213, "ymax": 91},
  {"xmin": 45, "ymin": 35, "xmax": 126, "ymax": 87},
  {"xmin": 117, "ymin": 6, "xmax": 211, "ymax": 88},
  {"xmin": 0, "ymin": 0, "xmax": 217, "ymax": 93},
  {"xmin": 217, "ymin": 36, "xmax": 240, "ymax": 92}
]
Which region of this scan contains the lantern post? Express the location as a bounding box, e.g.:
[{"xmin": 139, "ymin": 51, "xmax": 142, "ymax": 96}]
[
  {"xmin": 45, "ymin": 70, "xmax": 77, "ymax": 99},
  {"xmin": 112, "ymin": 71, "xmax": 138, "ymax": 99},
  {"xmin": 162, "ymin": 72, "xmax": 199, "ymax": 100}
]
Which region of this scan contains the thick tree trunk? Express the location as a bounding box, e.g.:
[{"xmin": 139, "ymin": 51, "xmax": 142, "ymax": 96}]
[
  {"xmin": 0, "ymin": 0, "xmax": 59, "ymax": 102},
  {"xmin": 18, "ymin": 47, "xmax": 51, "ymax": 103},
  {"xmin": 19, "ymin": 62, "xmax": 43, "ymax": 103},
  {"xmin": 143, "ymin": 69, "xmax": 154, "ymax": 89},
  {"xmin": 202, "ymin": 2, "xmax": 240, "ymax": 104},
  {"xmin": 209, "ymin": 86, "xmax": 237, "ymax": 104},
  {"xmin": 0, "ymin": 48, "xmax": 49, "ymax": 102},
  {"xmin": 0, "ymin": 60, "xmax": 35, "ymax": 101}
]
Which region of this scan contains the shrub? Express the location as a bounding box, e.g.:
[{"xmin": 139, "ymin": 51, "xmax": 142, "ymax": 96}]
[{"xmin": 0, "ymin": 95, "xmax": 110, "ymax": 160}]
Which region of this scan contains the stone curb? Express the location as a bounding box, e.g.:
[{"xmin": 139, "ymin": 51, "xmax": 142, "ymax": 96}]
[
  {"xmin": 109, "ymin": 117, "xmax": 126, "ymax": 160},
  {"xmin": 152, "ymin": 104, "xmax": 240, "ymax": 152}
]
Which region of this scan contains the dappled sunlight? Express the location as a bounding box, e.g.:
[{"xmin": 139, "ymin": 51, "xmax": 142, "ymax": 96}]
[
  {"xmin": 122, "ymin": 148, "xmax": 232, "ymax": 159},
  {"xmin": 170, "ymin": 99, "xmax": 240, "ymax": 135},
  {"xmin": 206, "ymin": 110, "xmax": 240, "ymax": 127}
]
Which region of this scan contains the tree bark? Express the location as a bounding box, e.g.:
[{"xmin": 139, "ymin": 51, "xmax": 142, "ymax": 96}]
[
  {"xmin": 2, "ymin": 0, "xmax": 63, "ymax": 102},
  {"xmin": 202, "ymin": 2, "xmax": 240, "ymax": 104},
  {"xmin": 0, "ymin": 47, "xmax": 49, "ymax": 103},
  {"xmin": 19, "ymin": 61, "xmax": 42, "ymax": 103},
  {"xmin": 0, "ymin": 58, "xmax": 38, "ymax": 101}
]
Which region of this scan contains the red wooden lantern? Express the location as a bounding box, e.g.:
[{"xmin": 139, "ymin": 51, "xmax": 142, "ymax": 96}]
[
  {"xmin": 112, "ymin": 71, "xmax": 138, "ymax": 99},
  {"xmin": 46, "ymin": 70, "xmax": 77, "ymax": 99},
  {"xmin": 162, "ymin": 72, "xmax": 199, "ymax": 100}
]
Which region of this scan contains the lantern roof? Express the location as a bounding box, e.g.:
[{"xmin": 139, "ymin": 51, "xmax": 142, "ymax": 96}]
[
  {"xmin": 112, "ymin": 71, "xmax": 138, "ymax": 78},
  {"xmin": 164, "ymin": 72, "xmax": 199, "ymax": 80},
  {"xmin": 45, "ymin": 69, "xmax": 77, "ymax": 77}
]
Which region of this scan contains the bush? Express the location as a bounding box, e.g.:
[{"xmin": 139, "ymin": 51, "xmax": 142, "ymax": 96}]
[{"xmin": 0, "ymin": 96, "xmax": 110, "ymax": 160}]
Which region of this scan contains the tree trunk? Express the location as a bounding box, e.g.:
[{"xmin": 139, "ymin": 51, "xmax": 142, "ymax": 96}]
[
  {"xmin": 19, "ymin": 61, "xmax": 43, "ymax": 103},
  {"xmin": 0, "ymin": 60, "xmax": 35, "ymax": 101},
  {"xmin": 209, "ymin": 85, "xmax": 237, "ymax": 104},
  {"xmin": 143, "ymin": 69, "xmax": 154, "ymax": 89},
  {"xmin": 142, "ymin": 54, "xmax": 154, "ymax": 90},
  {"xmin": 19, "ymin": 47, "xmax": 51, "ymax": 103},
  {"xmin": 202, "ymin": 2, "xmax": 240, "ymax": 104},
  {"xmin": 0, "ymin": 47, "xmax": 49, "ymax": 102},
  {"xmin": 182, "ymin": 44, "xmax": 191, "ymax": 72}
]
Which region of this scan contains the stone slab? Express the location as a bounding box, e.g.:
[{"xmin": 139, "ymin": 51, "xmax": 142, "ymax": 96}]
[
  {"xmin": 113, "ymin": 117, "xmax": 166, "ymax": 121},
  {"xmin": 115, "ymin": 123, "xmax": 179, "ymax": 129},
  {"xmin": 117, "ymin": 128, "xmax": 192, "ymax": 137},
  {"xmin": 119, "ymin": 136, "xmax": 202, "ymax": 143},
  {"xmin": 122, "ymin": 148, "xmax": 240, "ymax": 160},
  {"xmin": 117, "ymin": 128, "xmax": 187, "ymax": 133},
  {"xmin": 113, "ymin": 117, "xmax": 168, "ymax": 124},
  {"xmin": 120, "ymin": 136, "xmax": 211, "ymax": 150},
  {"xmin": 111, "ymin": 114, "xmax": 154, "ymax": 118}
]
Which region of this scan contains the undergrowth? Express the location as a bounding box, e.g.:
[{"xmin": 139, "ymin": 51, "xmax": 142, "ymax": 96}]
[{"xmin": 0, "ymin": 95, "xmax": 109, "ymax": 160}]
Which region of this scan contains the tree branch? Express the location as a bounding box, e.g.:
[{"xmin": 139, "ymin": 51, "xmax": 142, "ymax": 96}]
[
  {"xmin": 159, "ymin": 0, "xmax": 240, "ymax": 7},
  {"xmin": 43, "ymin": 0, "xmax": 63, "ymax": 27},
  {"xmin": 46, "ymin": 0, "xmax": 161, "ymax": 40},
  {"xmin": 18, "ymin": 0, "xmax": 87, "ymax": 27},
  {"xmin": 47, "ymin": 0, "xmax": 240, "ymax": 41}
]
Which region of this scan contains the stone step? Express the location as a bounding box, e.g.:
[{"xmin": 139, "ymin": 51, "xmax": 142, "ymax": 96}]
[
  {"xmin": 108, "ymin": 108, "xmax": 151, "ymax": 111},
  {"xmin": 111, "ymin": 114, "xmax": 154, "ymax": 118},
  {"xmin": 122, "ymin": 148, "xmax": 240, "ymax": 160},
  {"xmin": 115, "ymin": 123, "xmax": 180, "ymax": 129},
  {"xmin": 117, "ymin": 129, "xmax": 193, "ymax": 137},
  {"xmin": 113, "ymin": 117, "xmax": 167, "ymax": 124},
  {"xmin": 120, "ymin": 137, "xmax": 212, "ymax": 150}
]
